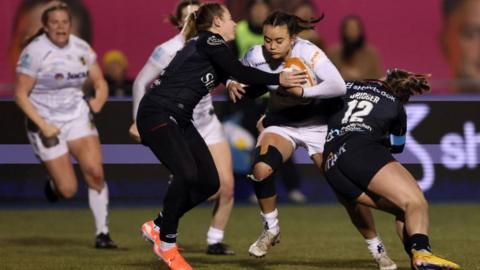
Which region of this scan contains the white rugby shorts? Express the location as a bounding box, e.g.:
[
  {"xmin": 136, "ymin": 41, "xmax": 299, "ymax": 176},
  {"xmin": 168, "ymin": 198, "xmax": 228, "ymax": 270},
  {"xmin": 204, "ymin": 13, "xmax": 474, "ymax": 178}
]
[
  {"xmin": 258, "ymin": 124, "xmax": 328, "ymax": 156},
  {"xmin": 27, "ymin": 112, "xmax": 98, "ymax": 161}
]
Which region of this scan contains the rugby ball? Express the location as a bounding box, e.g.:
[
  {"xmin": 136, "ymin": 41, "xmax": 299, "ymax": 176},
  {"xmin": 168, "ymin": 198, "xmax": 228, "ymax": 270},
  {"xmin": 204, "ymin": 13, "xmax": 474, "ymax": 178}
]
[{"xmin": 284, "ymin": 57, "xmax": 317, "ymax": 87}]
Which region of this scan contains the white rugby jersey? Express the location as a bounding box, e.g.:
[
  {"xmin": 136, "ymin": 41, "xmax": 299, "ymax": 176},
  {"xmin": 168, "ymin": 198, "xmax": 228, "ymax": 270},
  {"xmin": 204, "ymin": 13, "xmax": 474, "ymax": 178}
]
[
  {"xmin": 16, "ymin": 34, "xmax": 95, "ymax": 123},
  {"xmin": 133, "ymin": 33, "xmax": 213, "ymax": 121},
  {"xmin": 241, "ymin": 38, "xmax": 345, "ymax": 99}
]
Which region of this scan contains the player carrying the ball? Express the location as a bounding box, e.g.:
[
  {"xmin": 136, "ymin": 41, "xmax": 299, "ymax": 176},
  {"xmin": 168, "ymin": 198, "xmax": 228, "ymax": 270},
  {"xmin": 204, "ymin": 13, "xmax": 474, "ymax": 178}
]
[{"xmin": 227, "ymin": 11, "xmax": 397, "ymax": 270}]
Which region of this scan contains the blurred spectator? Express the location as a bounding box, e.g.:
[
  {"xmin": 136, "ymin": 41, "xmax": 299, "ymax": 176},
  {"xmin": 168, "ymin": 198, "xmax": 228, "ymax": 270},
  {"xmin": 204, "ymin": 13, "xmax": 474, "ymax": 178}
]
[
  {"xmin": 441, "ymin": 0, "xmax": 480, "ymax": 93},
  {"xmin": 102, "ymin": 50, "xmax": 133, "ymax": 97},
  {"xmin": 8, "ymin": 0, "xmax": 91, "ymax": 80},
  {"xmin": 292, "ymin": 1, "xmax": 326, "ymax": 50},
  {"xmin": 234, "ymin": 0, "xmax": 271, "ymax": 58},
  {"xmin": 270, "ymin": 0, "xmax": 307, "ymax": 11},
  {"xmin": 328, "ymin": 15, "xmax": 382, "ymax": 80}
]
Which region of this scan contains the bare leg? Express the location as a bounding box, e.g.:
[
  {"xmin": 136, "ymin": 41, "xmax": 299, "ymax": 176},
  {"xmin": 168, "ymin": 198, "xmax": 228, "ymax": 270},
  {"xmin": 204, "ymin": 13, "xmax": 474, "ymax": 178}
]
[
  {"xmin": 44, "ymin": 154, "xmax": 78, "ymax": 199},
  {"xmin": 254, "ymin": 133, "xmax": 294, "ymax": 214},
  {"xmin": 69, "ymin": 135, "xmax": 116, "ymax": 248},
  {"xmin": 314, "ymin": 154, "xmax": 397, "ymax": 269},
  {"xmin": 205, "ymin": 141, "xmax": 234, "ymax": 254},
  {"xmin": 248, "ymin": 133, "xmax": 294, "ymax": 257},
  {"xmin": 367, "ymin": 162, "xmax": 429, "ymax": 236}
]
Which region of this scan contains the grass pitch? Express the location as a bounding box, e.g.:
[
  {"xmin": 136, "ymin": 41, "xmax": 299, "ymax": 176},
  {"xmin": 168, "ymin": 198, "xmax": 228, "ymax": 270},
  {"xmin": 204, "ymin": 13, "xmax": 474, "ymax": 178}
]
[{"xmin": 0, "ymin": 204, "xmax": 478, "ymax": 270}]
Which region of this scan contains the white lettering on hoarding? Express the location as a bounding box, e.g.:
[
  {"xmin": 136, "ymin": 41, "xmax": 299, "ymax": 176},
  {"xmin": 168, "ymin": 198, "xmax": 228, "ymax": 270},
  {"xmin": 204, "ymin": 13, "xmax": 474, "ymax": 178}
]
[{"xmin": 405, "ymin": 104, "xmax": 435, "ymax": 191}]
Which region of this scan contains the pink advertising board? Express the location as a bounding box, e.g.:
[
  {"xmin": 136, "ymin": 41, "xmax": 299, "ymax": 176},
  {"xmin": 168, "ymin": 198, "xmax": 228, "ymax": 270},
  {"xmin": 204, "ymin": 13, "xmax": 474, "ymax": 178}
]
[{"xmin": 0, "ymin": 0, "xmax": 451, "ymax": 95}]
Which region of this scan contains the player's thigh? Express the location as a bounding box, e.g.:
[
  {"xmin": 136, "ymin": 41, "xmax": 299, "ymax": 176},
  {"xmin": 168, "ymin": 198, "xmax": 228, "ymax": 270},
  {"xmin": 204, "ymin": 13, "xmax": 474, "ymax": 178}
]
[
  {"xmin": 257, "ymin": 129, "xmax": 295, "ymax": 161},
  {"xmin": 368, "ymin": 161, "xmax": 425, "ymax": 210},
  {"xmin": 44, "ymin": 154, "xmax": 78, "ymax": 197},
  {"xmin": 311, "ymin": 153, "xmax": 323, "ymax": 171},
  {"xmin": 68, "ymin": 134, "xmax": 104, "ymax": 185}
]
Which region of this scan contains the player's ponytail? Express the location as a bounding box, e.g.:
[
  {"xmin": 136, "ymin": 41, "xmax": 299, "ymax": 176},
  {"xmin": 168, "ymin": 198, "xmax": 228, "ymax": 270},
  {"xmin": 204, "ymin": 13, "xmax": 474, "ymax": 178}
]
[
  {"xmin": 385, "ymin": 68, "xmax": 431, "ymax": 103},
  {"xmin": 184, "ymin": 10, "xmax": 198, "ymax": 40},
  {"xmin": 184, "ymin": 3, "xmax": 225, "ymax": 40},
  {"xmin": 263, "ymin": 11, "xmax": 324, "ymax": 36},
  {"xmin": 169, "ymin": 0, "xmax": 201, "ymax": 29},
  {"xmin": 23, "ymin": 3, "xmax": 72, "ymax": 48}
]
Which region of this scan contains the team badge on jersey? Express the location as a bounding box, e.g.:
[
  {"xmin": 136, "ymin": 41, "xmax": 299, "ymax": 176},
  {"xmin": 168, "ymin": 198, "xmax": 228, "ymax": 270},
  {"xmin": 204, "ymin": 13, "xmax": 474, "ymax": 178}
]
[
  {"xmin": 18, "ymin": 53, "xmax": 32, "ymax": 69},
  {"xmin": 79, "ymin": 56, "xmax": 87, "ymax": 66},
  {"xmin": 207, "ymin": 36, "xmax": 224, "ymax": 46}
]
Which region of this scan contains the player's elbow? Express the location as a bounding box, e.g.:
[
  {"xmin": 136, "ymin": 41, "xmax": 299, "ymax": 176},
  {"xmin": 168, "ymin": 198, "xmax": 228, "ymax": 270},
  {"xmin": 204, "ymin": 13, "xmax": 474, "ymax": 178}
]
[{"xmin": 335, "ymin": 79, "xmax": 347, "ymax": 96}]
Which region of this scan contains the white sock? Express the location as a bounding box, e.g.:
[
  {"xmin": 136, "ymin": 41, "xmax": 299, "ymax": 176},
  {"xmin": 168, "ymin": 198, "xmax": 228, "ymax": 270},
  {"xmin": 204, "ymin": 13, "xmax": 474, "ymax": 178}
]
[
  {"xmin": 88, "ymin": 184, "xmax": 109, "ymax": 235},
  {"xmin": 366, "ymin": 236, "xmax": 387, "ymax": 257},
  {"xmin": 207, "ymin": 226, "xmax": 224, "ymax": 245},
  {"xmin": 161, "ymin": 241, "xmax": 176, "ymax": 251},
  {"xmin": 261, "ymin": 209, "xmax": 279, "ymax": 235}
]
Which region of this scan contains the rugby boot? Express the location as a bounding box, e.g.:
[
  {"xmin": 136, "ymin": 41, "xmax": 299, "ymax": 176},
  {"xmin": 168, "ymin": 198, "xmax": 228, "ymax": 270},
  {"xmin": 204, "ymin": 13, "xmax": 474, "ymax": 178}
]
[
  {"xmin": 248, "ymin": 229, "xmax": 280, "ymax": 258},
  {"xmin": 411, "ymin": 249, "xmax": 460, "ymax": 270}
]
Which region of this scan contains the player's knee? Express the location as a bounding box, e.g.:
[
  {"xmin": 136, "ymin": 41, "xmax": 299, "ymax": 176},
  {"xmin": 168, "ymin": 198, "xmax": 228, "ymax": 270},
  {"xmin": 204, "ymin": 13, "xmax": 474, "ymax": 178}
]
[
  {"xmin": 250, "ymin": 145, "xmax": 283, "ymax": 181},
  {"xmin": 252, "ymin": 162, "xmax": 273, "ymax": 180},
  {"xmin": 219, "ymin": 180, "xmax": 234, "ymax": 200},
  {"xmin": 178, "ymin": 166, "xmax": 198, "ymax": 184},
  {"xmin": 408, "ymin": 194, "xmax": 428, "ymax": 211},
  {"xmin": 205, "ymin": 177, "xmax": 220, "ymax": 198},
  {"xmin": 401, "ymin": 193, "xmax": 428, "ymax": 213},
  {"xmin": 85, "ymin": 165, "xmax": 104, "ymax": 185},
  {"xmin": 58, "ymin": 185, "xmax": 77, "ymax": 199}
]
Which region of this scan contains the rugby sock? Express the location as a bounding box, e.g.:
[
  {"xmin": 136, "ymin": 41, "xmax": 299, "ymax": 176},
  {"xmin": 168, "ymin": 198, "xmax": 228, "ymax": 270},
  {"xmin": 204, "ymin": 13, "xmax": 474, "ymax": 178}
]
[
  {"xmin": 365, "ymin": 236, "xmax": 387, "ymax": 257},
  {"xmin": 88, "ymin": 184, "xmax": 109, "ymax": 235},
  {"xmin": 403, "ymin": 238, "xmax": 412, "ymax": 257},
  {"xmin": 261, "ymin": 209, "xmax": 279, "ymax": 235},
  {"xmin": 154, "ymin": 212, "xmax": 163, "ymax": 229},
  {"xmin": 161, "ymin": 241, "xmax": 177, "ymax": 251},
  {"xmin": 207, "ymin": 226, "xmax": 224, "ymax": 245},
  {"xmin": 410, "ymin": 234, "xmax": 431, "ymax": 252}
]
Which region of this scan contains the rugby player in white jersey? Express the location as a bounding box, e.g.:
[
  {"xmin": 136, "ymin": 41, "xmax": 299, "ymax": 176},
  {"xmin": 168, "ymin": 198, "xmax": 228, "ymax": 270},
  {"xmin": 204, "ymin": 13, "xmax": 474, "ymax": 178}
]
[
  {"xmin": 14, "ymin": 3, "xmax": 116, "ymax": 248},
  {"xmin": 227, "ymin": 11, "xmax": 397, "ymax": 270},
  {"xmin": 130, "ymin": 0, "xmax": 235, "ymax": 255}
]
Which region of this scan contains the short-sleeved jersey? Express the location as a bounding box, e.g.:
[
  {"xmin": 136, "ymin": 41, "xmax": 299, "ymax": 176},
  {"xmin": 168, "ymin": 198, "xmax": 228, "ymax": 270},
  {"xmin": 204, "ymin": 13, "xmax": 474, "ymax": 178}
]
[
  {"xmin": 147, "ymin": 33, "xmax": 213, "ymax": 117},
  {"xmin": 242, "ymin": 38, "xmax": 331, "ymax": 126},
  {"xmin": 16, "ymin": 34, "xmax": 95, "ymax": 122},
  {"xmin": 325, "ymin": 80, "xmax": 407, "ymax": 144},
  {"xmin": 141, "ymin": 31, "xmax": 278, "ymax": 122}
]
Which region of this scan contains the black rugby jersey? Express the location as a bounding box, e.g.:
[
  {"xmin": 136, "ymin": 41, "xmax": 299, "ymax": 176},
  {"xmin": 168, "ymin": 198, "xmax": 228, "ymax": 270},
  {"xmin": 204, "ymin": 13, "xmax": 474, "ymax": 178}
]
[
  {"xmin": 141, "ymin": 31, "xmax": 279, "ymax": 121},
  {"xmin": 325, "ymin": 80, "xmax": 406, "ymax": 149}
]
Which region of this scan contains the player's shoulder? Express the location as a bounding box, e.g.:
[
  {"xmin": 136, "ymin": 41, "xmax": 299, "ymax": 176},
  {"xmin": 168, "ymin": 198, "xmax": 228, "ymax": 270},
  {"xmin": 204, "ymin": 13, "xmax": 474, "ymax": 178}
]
[
  {"xmin": 293, "ymin": 38, "xmax": 324, "ymax": 54},
  {"xmin": 23, "ymin": 34, "xmax": 49, "ymax": 53},
  {"xmin": 244, "ymin": 45, "xmax": 264, "ymax": 61},
  {"xmin": 292, "ymin": 38, "xmax": 326, "ymax": 64},
  {"xmin": 159, "ymin": 33, "xmax": 185, "ymax": 54},
  {"xmin": 70, "ymin": 34, "xmax": 92, "ymax": 52},
  {"xmin": 21, "ymin": 34, "xmax": 53, "ymax": 63}
]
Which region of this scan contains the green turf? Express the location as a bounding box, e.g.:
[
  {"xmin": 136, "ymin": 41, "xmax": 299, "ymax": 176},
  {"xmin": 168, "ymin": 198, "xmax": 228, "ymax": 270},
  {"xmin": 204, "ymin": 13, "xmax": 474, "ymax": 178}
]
[{"xmin": 0, "ymin": 204, "xmax": 478, "ymax": 269}]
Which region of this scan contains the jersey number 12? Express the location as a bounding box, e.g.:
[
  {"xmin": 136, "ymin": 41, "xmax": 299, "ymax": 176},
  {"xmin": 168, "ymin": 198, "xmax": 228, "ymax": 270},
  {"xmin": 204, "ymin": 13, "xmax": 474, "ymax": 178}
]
[{"xmin": 341, "ymin": 100, "xmax": 374, "ymax": 124}]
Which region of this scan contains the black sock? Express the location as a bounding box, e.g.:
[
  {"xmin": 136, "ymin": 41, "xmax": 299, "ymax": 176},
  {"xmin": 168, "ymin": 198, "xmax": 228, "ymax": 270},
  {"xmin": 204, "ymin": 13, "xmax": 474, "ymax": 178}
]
[
  {"xmin": 409, "ymin": 234, "xmax": 431, "ymax": 252},
  {"xmin": 154, "ymin": 212, "xmax": 163, "ymax": 227},
  {"xmin": 403, "ymin": 237, "xmax": 412, "ymax": 257}
]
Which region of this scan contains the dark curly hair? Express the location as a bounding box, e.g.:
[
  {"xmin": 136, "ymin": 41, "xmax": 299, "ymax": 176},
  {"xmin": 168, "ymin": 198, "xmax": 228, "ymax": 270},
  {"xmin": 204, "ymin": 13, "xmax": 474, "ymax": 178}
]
[{"xmin": 385, "ymin": 68, "xmax": 431, "ymax": 103}]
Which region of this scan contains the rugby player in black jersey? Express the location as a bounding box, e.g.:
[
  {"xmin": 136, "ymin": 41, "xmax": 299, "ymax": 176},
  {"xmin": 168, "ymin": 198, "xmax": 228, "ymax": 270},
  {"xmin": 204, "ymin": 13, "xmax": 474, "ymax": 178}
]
[
  {"xmin": 135, "ymin": 3, "xmax": 306, "ymax": 269},
  {"xmin": 322, "ymin": 69, "xmax": 460, "ymax": 270},
  {"xmin": 227, "ymin": 11, "xmax": 396, "ymax": 270}
]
